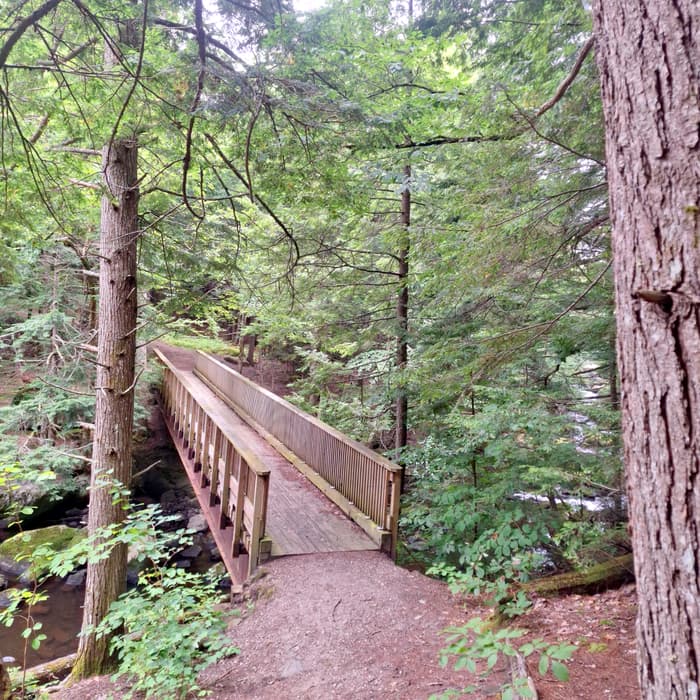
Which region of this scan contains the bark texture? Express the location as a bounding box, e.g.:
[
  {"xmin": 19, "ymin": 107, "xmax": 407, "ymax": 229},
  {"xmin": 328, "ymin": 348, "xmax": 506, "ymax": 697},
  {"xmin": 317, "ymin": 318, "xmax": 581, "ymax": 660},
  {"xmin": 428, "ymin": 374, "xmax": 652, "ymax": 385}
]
[
  {"xmin": 395, "ymin": 163, "xmax": 410, "ymax": 459},
  {"xmin": 592, "ymin": 2, "xmax": 700, "ymax": 697},
  {"xmin": 71, "ymin": 139, "xmax": 139, "ymax": 679}
]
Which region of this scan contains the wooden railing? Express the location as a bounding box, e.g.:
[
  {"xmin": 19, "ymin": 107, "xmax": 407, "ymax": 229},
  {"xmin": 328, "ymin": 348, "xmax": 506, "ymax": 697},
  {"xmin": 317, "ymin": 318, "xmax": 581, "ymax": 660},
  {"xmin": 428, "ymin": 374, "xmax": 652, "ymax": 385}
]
[
  {"xmin": 193, "ymin": 351, "xmax": 402, "ymax": 553},
  {"xmin": 154, "ymin": 348, "xmax": 270, "ymax": 579}
]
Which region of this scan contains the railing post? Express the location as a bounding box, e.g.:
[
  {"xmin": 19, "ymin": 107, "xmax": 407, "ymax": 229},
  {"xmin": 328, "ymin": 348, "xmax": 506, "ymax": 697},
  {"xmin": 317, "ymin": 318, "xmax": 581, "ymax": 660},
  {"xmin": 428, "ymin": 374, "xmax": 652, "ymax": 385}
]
[
  {"xmin": 192, "ymin": 403, "xmax": 204, "ymax": 470},
  {"xmin": 200, "ymin": 416, "xmax": 212, "ymax": 488},
  {"xmin": 220, "ymin": 447, "xmax": 234, "ymax": 529},
  {"xmin": 248, "ymin": 473, "xmax": 269, "ymax": 574},
  {"xmin": 209, "ymin": 426, "xmax": 222, "ymax": 498},
  {"xmin": 186, "ymin": 393, "xmax": 196, "ymax": 455},
  {"xmin": 232, "ymin": 456, "xmax": 246, "ymax": 557},
  {"xmin": 386, "ymin": 470, "xmax": 401, "ymax": 559}
]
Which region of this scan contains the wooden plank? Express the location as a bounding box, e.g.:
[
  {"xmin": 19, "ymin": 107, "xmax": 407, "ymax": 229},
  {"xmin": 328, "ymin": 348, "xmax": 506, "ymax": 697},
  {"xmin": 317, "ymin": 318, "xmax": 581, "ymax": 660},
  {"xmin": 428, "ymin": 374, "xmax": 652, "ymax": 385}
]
[
  {"xmin": 153, "ymin": 348, "xmax": 270, "ymax": 478},
  {"xmin": 192, "ymin": 351, "xmax": 399, "ymax": 551}
]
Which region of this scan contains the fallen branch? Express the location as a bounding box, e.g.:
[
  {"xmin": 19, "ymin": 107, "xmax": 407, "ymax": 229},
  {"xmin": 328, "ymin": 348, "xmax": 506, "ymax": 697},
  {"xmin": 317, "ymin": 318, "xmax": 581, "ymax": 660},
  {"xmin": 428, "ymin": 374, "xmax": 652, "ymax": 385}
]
[
  {"xmin": 523, "ymin": 554, "xmax": 634, "ymax": 596},
  {"xmin": 509, "ymin": 652, "xmax": 539, "ymax": 700},
  {"xmin": 21, "ymin": 652, "xmax": 76, "ymax": 687}
]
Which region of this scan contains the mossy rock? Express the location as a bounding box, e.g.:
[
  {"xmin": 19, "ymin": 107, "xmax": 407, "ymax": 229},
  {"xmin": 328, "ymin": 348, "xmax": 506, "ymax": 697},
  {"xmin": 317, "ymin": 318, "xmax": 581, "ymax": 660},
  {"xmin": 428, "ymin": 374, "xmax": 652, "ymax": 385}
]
[{"xmin": 0, "ymin": 525, "xmax": 86, "ymax": 584}]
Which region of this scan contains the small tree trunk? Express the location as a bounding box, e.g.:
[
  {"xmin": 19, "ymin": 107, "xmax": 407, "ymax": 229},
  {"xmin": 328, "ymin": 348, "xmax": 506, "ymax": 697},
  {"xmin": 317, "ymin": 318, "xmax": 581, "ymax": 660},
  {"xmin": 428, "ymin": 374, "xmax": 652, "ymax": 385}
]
[
  {"xmin": 395, "ymin": 163, "xmax": 410, "ymax": 461},
  {"xmin": 70, "ymin": 138, "xmax": 139, "ymax": 680},
  {"xmin": 592, "ymin": 2, "xmax": 700, "ymax": 696}
]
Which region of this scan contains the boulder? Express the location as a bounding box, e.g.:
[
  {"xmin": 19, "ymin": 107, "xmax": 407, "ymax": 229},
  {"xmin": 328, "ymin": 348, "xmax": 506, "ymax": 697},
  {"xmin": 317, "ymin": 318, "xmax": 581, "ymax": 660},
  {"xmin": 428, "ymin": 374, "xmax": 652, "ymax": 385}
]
[
  {"xmin": 0, "ymin": 525, "xmax": 86, "ymax": 584},
  {"xmin": 65, "ymin": 569, "xmax": 86, "ymax": 588},
  {"xmin": 187, "ymin": 513, "xmax": 208, "ymax": 533},
  {"xmin": 178, "ymin": 544, "xmax": 202, "ymax": 559}
]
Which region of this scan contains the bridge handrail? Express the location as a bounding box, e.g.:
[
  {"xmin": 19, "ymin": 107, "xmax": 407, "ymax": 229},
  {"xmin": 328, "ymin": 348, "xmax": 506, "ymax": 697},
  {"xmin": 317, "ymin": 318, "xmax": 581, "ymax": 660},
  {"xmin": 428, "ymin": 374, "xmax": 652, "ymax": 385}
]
[
  {"xmin": 154, "ymin": 348, "xmax": 270, "ymax": 578},
  {"xmin": 193, "ymin": 351, "xmax": 401, "ymax": 552}
]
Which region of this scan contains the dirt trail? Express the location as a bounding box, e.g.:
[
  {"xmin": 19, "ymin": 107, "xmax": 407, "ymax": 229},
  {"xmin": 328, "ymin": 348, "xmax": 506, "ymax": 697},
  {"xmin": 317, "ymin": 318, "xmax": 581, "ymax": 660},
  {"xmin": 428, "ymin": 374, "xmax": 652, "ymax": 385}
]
[{"xmin": 50, "ymin": 553, "xmax": 639, "ymax": 700}]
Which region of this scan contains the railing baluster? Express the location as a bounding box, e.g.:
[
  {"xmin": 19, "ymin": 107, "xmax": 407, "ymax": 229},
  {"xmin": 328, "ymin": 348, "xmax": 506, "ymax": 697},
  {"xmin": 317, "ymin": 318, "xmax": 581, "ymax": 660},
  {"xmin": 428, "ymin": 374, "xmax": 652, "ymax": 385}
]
[{"xmin": 209, "ymin": 425, "xmax": 222, "ymax": 498}]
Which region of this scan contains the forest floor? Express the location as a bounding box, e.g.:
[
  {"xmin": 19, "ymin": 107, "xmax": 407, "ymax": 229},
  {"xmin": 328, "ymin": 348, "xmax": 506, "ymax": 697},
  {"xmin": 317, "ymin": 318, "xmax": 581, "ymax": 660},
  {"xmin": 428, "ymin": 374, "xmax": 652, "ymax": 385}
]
[
  {"xmin": 48, "ymin": 556, "xmax": 639, "ymax": 700},
  {"xmin": 47, "ymin": 350, "xmax": 640, "ymax": 699}
]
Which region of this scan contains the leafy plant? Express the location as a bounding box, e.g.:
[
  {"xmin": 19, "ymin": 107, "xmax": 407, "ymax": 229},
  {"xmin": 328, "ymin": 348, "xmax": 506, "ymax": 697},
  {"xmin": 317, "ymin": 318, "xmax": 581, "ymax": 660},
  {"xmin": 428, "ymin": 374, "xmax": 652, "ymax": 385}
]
[
  {"xmin": 97, "ymin": 567, "xmax": 238, "ymax": 699},
  {"xmin": 432, "ymin": 616, "xmax": 577, "ymax": 700},
  {"xmin": 49, "ymin": 493, "xmax": 239, "ymax": 699}
]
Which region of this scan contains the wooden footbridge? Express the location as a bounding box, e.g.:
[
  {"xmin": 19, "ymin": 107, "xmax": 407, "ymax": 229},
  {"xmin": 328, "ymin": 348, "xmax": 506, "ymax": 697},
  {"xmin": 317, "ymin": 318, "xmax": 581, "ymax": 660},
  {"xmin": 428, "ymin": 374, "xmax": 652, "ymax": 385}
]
[{"xmin": 153, "ymin": 345, "xmax": 402, "ymax": 583}]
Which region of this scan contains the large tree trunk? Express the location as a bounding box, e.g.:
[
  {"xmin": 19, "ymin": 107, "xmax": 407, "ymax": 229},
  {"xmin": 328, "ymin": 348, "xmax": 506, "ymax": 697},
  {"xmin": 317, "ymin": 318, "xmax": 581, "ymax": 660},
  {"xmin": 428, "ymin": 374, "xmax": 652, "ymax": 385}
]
[
  {"xmin": 591, "ymin": 3, "xmax": 700, "ymax": 697},
  {"xmin": 70, "ymin": 138, "xmax": 139, "ymax": 679}
]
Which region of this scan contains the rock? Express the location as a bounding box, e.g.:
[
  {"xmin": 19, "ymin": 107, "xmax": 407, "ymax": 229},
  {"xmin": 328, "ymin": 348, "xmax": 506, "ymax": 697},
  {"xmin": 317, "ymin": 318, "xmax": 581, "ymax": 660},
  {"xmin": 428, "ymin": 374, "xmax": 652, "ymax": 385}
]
[
  {"xmin": 175, "ymin": 559, "xmax": 191, "ymax": 569},
  {"xmin": 0, "ymin": 525, "xmax": 86, "ymax": 584},
  {"xmin": 187, "ymin": 513, "xmax": 208, "ymax": 533},
  {"xmin": 178, "ymin": 545, "xmax": 202, "ymax": 559},
  {"xmin": 161, "ymin": 512, "xmax": 186, "ymax": 531},
  {"xmin": 0, "ymin": 574, "xmax": 6, "ymax": 591},
  {"xmin": 280, "ymin": 659, "xmax": 304, "ymax": 679},
  {"xmin": 136, "ymin": 468, "xmax": 175, "ymax": 501},
  {"xmin": 0, "ymin": 590, "xmax": 14, "ymax": 609},
  {"xmin": 160, "ymin": 489, "xmax": 177, "ymax": 505},
  {"xmin": 65, "ymin": 569, "xmax": 86, "ymax": 587},
  {"xmin": 0, "ymin": 557, "xmax": 30, "ymax": 581}
]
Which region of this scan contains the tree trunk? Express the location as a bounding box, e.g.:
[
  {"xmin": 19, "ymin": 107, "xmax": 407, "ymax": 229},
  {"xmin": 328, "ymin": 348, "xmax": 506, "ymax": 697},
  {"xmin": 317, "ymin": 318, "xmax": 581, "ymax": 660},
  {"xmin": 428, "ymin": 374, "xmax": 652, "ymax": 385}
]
[
  {"xmin": 70, "ymin": 138, "xmax": 139, "ymax": 680},
  {"xmin": 0, "ymin": 659, "xmax": 10, "ymax": 700},
  {"xmin": 591, "ymin": 3, "xmax": 700, "ymax": 697},
  {"xmin": 395, "ymin": 163, "xmax": 410, "ymax": 461}
]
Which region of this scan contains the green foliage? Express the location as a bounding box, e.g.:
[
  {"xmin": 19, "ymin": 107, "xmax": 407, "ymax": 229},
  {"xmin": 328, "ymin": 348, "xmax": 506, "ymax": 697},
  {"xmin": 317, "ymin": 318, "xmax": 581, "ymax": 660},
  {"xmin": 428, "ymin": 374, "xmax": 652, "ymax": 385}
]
[
  {"xmin": 160, "ymin": 332, "xmax": 240, "ymax": 358},
  {"xmin": 400, "ymin": 371, "xmax": 622, "ymax": 578},
  {"xmin": 50, "ymin": 494, "xmax": 238, "ymax": 699},
  {"xmin": 432, "ymin": 616, "xmax": 577, "ymax": 699},
  {"xmin": 98, "ymin": 568, "xmax": 238, "ymax": 700},
  {"xmin": 429, "ymin": 563, "xmax": 533, "ymax": 620}
]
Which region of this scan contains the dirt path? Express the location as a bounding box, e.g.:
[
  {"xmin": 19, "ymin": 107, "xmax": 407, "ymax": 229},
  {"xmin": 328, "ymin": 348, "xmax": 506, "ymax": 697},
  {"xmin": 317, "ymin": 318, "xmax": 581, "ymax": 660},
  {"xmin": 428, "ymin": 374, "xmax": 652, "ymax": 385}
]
[{"xmin": 49, "ymin": 553, "xmax": 639, "ymax": 700}]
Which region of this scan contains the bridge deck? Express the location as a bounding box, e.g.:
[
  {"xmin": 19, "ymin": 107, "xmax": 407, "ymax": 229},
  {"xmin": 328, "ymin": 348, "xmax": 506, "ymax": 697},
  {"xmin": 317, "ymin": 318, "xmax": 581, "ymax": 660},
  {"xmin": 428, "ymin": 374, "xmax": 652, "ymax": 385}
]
[{"xmin": 157, "ymin": 345, "xmax": 377, "ymax": 557}]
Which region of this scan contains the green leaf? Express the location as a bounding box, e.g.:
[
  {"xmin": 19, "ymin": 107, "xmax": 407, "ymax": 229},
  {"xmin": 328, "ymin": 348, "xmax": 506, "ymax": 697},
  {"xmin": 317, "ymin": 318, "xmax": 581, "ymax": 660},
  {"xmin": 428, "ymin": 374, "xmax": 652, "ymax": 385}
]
[
  {"xmin": 551, "ymin": 661, "xmax": 569, "ymax": 682},
  {"xmin": 538, "ymin": 654, "xmax": 549, "ymax": 676}
]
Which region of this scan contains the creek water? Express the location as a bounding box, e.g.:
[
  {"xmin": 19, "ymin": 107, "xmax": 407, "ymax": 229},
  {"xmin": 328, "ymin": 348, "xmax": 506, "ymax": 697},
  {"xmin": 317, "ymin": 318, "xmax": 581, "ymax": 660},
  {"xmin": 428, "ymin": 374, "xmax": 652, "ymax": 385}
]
[{"xmin": 0, "ymin": 578, "xmax": 83, "ymax": 669}]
